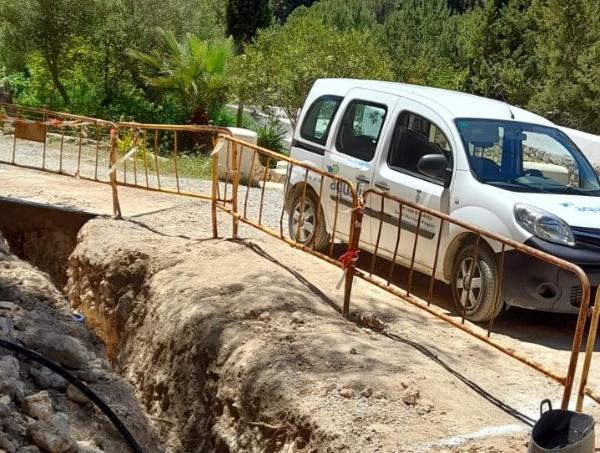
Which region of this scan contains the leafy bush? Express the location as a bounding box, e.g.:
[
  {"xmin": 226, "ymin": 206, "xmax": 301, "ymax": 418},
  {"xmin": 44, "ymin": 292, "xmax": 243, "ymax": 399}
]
[
  {"xmin": 255, "ymin": 119, "xmax": 287, "ymax": 153},
  {"xmin": 127, "ymin": 29, "xmax": 234, "ymax": 124},
  {"xmin": 210, "ymin": 106, "xmax": 259, "ymax": 129},
  {"xmin": 254, "ymin": 118, "xmax": 288, "ymax": 168}
]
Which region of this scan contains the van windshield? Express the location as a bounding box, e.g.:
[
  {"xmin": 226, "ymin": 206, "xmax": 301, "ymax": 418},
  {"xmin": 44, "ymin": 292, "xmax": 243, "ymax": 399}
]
[{"xmin": 455, "ymin": 118, "xmax": 600, "ymax": 195}]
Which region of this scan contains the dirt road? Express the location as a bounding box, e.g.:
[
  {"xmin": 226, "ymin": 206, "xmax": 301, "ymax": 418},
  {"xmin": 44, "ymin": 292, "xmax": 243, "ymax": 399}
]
[{"xmin": 2, "ymin": 163, "xmax": 600, "ymax": 451}]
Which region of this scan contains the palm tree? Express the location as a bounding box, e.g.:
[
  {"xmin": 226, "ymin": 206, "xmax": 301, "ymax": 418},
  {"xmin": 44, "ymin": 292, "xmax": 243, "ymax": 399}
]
[{"xmin": 127, "ymin": 28, "xmax": 234, "ymax": 124}]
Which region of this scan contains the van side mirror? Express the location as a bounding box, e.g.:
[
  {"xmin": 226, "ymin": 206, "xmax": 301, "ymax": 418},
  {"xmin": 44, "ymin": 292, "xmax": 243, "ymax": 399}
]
[{"xmin": 417, "ymin": 154, "xmax": 451, "ymax": 186}]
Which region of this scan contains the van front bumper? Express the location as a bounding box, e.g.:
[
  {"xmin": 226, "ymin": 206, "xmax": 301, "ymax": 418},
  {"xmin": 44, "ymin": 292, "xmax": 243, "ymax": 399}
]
[{"xmin": 502, "ymin": 237, "xmax": 600, "ymax": 314}]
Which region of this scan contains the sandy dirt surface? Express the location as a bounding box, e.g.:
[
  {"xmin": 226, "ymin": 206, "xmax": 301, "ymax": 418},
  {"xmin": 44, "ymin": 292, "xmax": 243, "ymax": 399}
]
[{"xmin": 3, "ymin": 163, "xmax": 600, "ymax": 451}]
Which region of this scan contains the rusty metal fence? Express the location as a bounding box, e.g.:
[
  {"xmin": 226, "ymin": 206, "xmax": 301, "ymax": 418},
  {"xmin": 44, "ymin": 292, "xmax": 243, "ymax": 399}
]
[
  {"xmin": 0, "ymin": 103, "xmax": 228, "ymax": 216},
  {"xmin": 2, "ymin": 103, "xmax": 600, "ymax": 414},
  {"xmin": 357, "ymin": 188, "xmax": 596, "ymax": 411},
  {"xmin": 0, "ymin": 103, "xmax": 118, "ymax": 181},
  {"xmin": 115, "ymin": 122, "xmax": 230, "ymax": 200},
  {"xmin": 0, "ymin": 102, "xmax": 121, "ymax": 216},
  {"xmin": 211, "ymin": 134, "xmax": 361, "ymax": 307},
  {"xmin": 211, "ymin": 133, "xmax": 599, "ymax": 413}
]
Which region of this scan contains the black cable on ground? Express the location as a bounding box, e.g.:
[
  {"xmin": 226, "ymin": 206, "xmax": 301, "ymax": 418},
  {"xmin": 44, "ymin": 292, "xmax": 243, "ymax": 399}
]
[
  {"xmin": 240, "ymin": 240, "xmax": 537, "ymax": 428},
  {"xmin": 381, "ymin": 331, "xmax": 536, "ymax": 427},
  {"xmin": 0, "ymin": 338, "xmax": 143, "ymax": 453}
]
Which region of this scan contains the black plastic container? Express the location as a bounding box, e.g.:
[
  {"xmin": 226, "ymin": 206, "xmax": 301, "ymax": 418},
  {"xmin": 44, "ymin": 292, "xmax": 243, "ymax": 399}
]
[{"xmin": 529, "ymin": 400, "xmax": 595, "ymax": 452}]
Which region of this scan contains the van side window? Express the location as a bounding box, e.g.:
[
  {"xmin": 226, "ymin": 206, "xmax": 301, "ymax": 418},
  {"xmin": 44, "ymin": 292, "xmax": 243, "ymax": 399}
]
[
  {"xmin": 336, "ymin": 101, "xmax": 387, "ymax": 162},
  {"xmin": 387, "ymin": 111, "xmax": 453, "ymax": 181},
  {"xmin": 300, "ymin": 96, "xmax": 342, "ymax": 145}
]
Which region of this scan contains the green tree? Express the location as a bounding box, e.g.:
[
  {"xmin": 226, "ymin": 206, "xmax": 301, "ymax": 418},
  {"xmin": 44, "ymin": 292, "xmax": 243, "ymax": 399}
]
[
  {"xmin": 463, "ymin": 0, "xmax": 537, "ymax": 106},
  {"xmin": 231, "ymin": 8, "xmax": 393, "ymax": 126},
  {"xmin": 226, "ymin": 0, "xmax": 272, "ymax": 125},
  {"xmin": 308, "ymin": 0, "xmax": 403, "ymax": 31},
  {"xmin": 272, "ymin": 0, "xmax": 320, "ymax": 22},
  {"xmin": 127, "ymin": 29, "xmax": 234, "ymax": 123},
  {"xmin": 448, "ymin": 0, "xmax": 482, "ymax": 12},
  {"xmin": 380, "ymin": 0, "xmax": 468, "ymax": 88},
  {"xmin": 529, "ymin": 0, "xmax": 600, "ymax": 132},
  {"xmin": 226, "ymin": 0, "xmax": 272, "ymax": 47},
  {"xmin": 0, "ymin": 0, "xmax": 98, "ymax": 104}
]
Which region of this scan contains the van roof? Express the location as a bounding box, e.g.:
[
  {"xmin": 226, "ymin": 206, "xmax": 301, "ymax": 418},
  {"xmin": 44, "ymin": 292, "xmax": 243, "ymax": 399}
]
[{"xmin": 314, "ymin": 78, "xmax": 555, "ymax": 126}]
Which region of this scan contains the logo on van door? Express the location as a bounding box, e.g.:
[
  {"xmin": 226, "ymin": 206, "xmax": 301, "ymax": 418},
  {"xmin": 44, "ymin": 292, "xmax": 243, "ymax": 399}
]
[
  {"xmin": 326, "ymin": 164, "xmax": 339, "ymax": 175},
  {"xmin": 329, "ymin": 180, "xmax": 354, "ymax": 199}
]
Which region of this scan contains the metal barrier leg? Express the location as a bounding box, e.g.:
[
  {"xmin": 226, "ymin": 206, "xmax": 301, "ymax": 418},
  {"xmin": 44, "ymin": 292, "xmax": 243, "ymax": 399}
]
[
  {"xmin": 231, "ymin": 141, "xmax": 239, "ymax": 238},
  {"xmin": 109, "ymin": 129, "xmax": 122, "ymax": 219},
  {"xmin": 562, "ymin": 278, "xmax": 592, "ymax": 409},
  {"xmin": 343, "ymin": 200, "xmax": 364, "ymax": 317},
  {"xmin": 211, "ymin": 149, "xmax": 220, "ymax": 239},
  {"xmin": 577, "ymin": 290, "xmax": 600, "ymax": 411}
]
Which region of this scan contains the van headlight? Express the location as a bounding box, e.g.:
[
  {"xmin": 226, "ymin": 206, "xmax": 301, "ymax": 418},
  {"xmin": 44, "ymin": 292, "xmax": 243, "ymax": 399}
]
[{"xmin": 515, "ymin": 204, "xmax": 574, "ymax": 247}]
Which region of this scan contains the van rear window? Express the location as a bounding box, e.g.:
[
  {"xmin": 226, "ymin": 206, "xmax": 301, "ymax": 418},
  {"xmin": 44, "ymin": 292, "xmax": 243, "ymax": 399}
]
[
  {"xmin": 336, "ymin": 100, "xmax": 387, "ymax": 162},
  {"xmin": 300, "ymin": 96, "xmax": 342, "ymax": 146}
]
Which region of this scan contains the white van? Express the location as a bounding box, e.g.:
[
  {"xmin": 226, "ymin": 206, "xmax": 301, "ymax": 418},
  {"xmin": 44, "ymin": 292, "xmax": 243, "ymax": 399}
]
[{"xmin": 285, "ymin": 79, "xmax": 600, "ymax": 322}]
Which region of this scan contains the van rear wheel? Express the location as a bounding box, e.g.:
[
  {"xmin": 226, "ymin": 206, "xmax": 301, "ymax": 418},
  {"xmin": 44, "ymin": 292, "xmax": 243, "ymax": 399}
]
[
  {"xmin": 451, "ymin": 244, "xmax": 503, "ymax": 322},
  {"xmin": 288, "ymin": 191, "xmax": 329, "ymax": 251}
]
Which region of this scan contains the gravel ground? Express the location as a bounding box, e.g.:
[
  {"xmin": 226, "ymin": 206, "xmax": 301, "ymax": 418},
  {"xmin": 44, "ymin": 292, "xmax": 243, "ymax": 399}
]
[
  {"xmin": 5, "ymin": 159, "xmax": 600, "ymax": 450},
  {"xmin": 1, "ymin": 133, "xmax": 291, "ymax": 234}
]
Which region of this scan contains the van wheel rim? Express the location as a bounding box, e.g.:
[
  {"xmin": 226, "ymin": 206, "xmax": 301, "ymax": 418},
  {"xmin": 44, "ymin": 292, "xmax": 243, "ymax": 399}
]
[
  {"xmin": 291, "ymin": 201, "xmax": 315, "ymax": 243},
  {"xmin": 456, "ymin": 257, "xmax": 483, "ymax": 310}
]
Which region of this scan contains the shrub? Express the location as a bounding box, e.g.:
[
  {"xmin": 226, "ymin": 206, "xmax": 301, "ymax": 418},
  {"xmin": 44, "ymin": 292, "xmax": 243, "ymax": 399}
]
[{"xmin": 254, "ymin": 118, "xmax": 288, "ymax": 168}]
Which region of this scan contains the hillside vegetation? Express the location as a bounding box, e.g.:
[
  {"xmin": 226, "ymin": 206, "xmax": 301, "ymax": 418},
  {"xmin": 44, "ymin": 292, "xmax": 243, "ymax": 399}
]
[{"xmin": 1, "ymin": 0, "xmax": 599, "ymax": 134}]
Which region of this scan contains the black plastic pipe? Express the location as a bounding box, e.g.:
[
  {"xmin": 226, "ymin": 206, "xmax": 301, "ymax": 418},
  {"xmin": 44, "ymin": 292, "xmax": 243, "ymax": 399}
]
[{"xmin": 0, "ymin": 338, "xmax": 143, "ymax": 452}]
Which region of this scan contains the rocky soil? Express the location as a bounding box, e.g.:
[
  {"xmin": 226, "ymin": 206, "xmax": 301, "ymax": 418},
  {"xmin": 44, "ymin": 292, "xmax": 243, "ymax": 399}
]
[
  {"xmin": 0, "ymin": 232, "xmax": 161, "ymax": 452},
  {"xmin": 65, "ymin": 218, "xmax": 534, "ymax": 452},
  {"xmin": 3, "ymin": 158, "xmax": 598, "ymax": 451}
]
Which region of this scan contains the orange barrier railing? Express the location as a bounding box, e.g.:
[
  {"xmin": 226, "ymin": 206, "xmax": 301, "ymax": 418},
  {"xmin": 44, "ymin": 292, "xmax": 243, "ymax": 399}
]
[
  {"xmin": 357, "ymin": 187, "xmax": 593, "ymax": 411},
  {"xmin": 212, "ymin": 134, "xmax": 598, "ymax": 412},
  {"xmin": 2, "ymin": 103, "xmax": 599, "ymax": 413},
  {"xmin": 211, "ymin": 134, "xmax": 361, "ymax": 309},
  {"xmin": 115, "ymin": 122, "xmax": 231, "ymax": 200},
  {"xmin": 0, "ymin": 102, "xmax": 121, "ymax": 217}
]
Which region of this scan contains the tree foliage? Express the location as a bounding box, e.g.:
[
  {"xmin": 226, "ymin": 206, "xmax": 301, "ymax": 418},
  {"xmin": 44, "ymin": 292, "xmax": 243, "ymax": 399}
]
[
  {"xmin": 230, "ymin": 8, "xmax": 393, "ymax": 126},
  {"xmin": 272, "ymin": 0, "xmax": 320, "ymax": 22},
  {"xmin": 463, "ymin": 0, "xmax": 538, "ymax": 106},
  {"xmin": 380, "ymin": 0, "xmax": 468, "ymax": 88},
  {"xmin": 127, "ymin": 29, "xmax": 234, "ymax": 122},
  {"xmin": 529, "ymin": 0, "xmax": 600, "ymax": 132},
  {"xmin": 226, "ymin": 0, "xmax": 272, "ymax": 47},
  {"xmin": 2, "ymin": 0, "xmax": 600, "ymax": 134},
  {"xmin": 0, "ymin": 0, "xmax": 98, "ymax": 103}
]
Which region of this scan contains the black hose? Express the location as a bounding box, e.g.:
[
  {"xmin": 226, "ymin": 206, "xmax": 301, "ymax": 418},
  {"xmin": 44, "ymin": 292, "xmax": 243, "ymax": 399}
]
[{"xmin": 0, "ymin": 338, "xmax": 143, "ymax": 453}]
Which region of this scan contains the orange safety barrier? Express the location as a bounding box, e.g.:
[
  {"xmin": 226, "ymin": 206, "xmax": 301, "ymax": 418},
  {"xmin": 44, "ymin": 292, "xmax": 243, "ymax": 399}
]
[
  {"xmin": 2, "ymin": 103, "xmax": 599, "ymax": 414},
  {"xmin": 212, "ymin": 134, "xmax": 599, "ymax": 412}
]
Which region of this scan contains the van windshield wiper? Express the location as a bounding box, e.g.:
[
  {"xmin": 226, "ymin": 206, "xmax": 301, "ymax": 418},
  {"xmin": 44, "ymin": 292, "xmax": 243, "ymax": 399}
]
[
  {"xmin": 479, "ymin": 178, "xmax": 549, "ymax": 193},
  {"xmin": 545, "ymin": 185, "xmax": 600, "ymax": 197}
]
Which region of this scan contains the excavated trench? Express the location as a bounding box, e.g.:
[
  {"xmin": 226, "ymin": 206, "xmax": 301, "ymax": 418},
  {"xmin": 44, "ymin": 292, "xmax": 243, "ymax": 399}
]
[
  {"xmin": 1, "ymin": 198, "xmax": 541, "ymax": 453},
  {"xmin": 0, "ymin": 200, "xmax": 327, "ymax": 452},
  {"xmin": 0, "ymin": 197, "xmax": 96, "ymax": 288}
]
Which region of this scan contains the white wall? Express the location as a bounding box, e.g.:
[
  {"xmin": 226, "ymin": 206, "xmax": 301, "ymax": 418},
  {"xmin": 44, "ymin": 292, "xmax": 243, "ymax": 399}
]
[{"xmin": 559, "ymin": 126, "xmax": 600, "ymax": 165}]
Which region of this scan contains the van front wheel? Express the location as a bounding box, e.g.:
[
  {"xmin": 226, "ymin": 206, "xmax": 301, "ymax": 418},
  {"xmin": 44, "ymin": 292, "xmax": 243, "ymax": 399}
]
[
  {"xmin": 451, "ymin": 244, "xmax": 503, "ymax": 322},
  {"xmin": 288, "ymin": 191, "xmax": 329, "ymax": 251}
]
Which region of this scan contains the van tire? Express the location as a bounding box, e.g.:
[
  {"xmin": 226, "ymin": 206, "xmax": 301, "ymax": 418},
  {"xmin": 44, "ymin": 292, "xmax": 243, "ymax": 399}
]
[
  {"xmin": 451, "ymin": 244, "xmax": 503, "ymax": 322},
  {"xmin": 288, "ymin": 191, "xmax": 330, "ymax": 251}
]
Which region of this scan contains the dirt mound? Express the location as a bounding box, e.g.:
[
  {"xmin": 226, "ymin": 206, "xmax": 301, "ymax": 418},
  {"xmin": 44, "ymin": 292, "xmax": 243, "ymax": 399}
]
[
  {"xmin": 0, "ymin": 232, "xmax": 161, "ymax": 452},
  {"xmin": 66, "ymin": 219, "xmax": 529, "ymax": 452}
]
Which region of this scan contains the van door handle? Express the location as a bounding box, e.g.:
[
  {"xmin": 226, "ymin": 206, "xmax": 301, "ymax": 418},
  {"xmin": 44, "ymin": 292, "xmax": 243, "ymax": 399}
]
[
  {"xmin": 375, "ymin": 181, "xmax": 390, "ymax": 191},
  {"xmin": 356, "ymin": 175, "xmax": 370, "ymax": 184}
]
